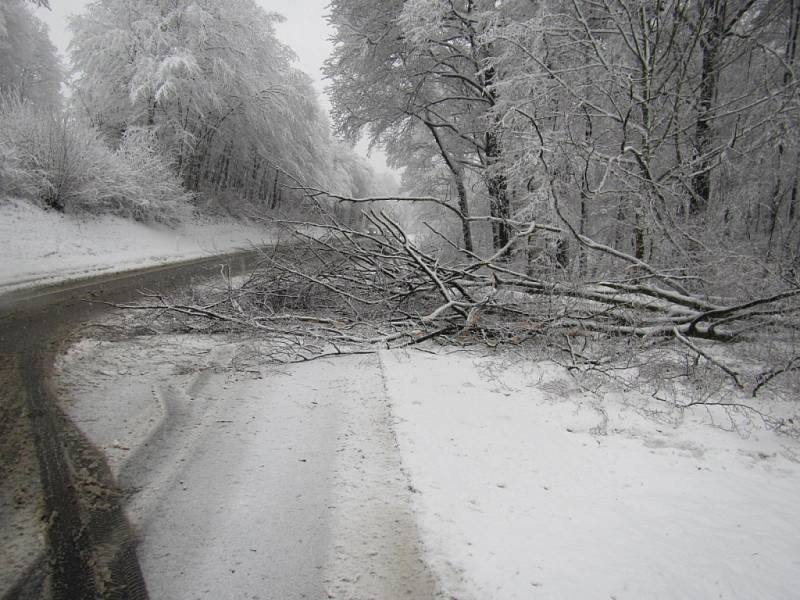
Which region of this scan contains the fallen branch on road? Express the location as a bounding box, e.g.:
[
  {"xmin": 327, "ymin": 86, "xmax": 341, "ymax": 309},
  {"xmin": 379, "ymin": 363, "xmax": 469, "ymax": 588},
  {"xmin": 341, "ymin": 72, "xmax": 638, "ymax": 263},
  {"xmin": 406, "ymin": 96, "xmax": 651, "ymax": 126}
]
[{"xmin": 108, "ymin": 199, "xmax": 799, "ymax": 422}]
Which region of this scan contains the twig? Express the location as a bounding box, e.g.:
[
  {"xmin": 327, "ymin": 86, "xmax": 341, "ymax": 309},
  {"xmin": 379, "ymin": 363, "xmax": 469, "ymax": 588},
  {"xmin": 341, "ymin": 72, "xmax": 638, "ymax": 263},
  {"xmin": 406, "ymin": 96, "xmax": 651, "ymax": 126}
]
[{"xmin": 672, "ymin": 327, "xmax": 743, "ymax": 389}]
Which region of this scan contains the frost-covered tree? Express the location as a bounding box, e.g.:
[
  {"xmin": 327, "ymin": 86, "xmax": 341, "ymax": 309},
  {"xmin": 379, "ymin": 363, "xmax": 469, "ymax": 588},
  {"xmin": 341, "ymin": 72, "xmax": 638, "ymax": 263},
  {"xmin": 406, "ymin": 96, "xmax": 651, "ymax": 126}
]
[
  {"xmin": 137, "ymin": 0, "xmax": 800, "ymax": 405},
  {"xmin": 325, "ymin": 0, "xmax": 536, "ymax": 252},
  {"xmin": 483, "ymin": 0, "xmax": 799, "ymax": 289},
  {"xmin": 0, "ymin": 0, "xmax": 62, "ymax": 106},
  {"xmin": 70, "ymin": 0, "xmax": 336, "ymax": 206}
]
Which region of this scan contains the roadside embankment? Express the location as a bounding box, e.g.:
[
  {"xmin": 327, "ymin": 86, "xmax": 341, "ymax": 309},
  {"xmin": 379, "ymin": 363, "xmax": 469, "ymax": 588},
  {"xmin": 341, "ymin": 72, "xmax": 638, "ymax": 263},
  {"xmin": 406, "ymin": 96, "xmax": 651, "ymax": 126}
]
[{"xmin": 0, "ymin": 198, "xmax": 274, "ymax": 293}]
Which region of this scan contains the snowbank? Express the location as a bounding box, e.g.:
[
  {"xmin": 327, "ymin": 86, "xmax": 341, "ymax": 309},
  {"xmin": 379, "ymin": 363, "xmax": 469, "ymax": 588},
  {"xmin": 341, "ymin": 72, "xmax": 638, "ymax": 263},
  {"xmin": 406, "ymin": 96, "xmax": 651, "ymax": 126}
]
[
  {"xmin": 382, "ymin": 349, "xmax": 800, "ymax": 600},
  {"xmin": 0, "ymin": 198, "xmax": 274, "ymax": 292}
]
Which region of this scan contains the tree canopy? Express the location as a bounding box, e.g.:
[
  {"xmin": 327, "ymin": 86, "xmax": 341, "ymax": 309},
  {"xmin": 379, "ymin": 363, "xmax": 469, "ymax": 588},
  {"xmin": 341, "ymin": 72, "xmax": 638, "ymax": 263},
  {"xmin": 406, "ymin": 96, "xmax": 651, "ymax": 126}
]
[
  {"xmin": 70, "ymin": 0, "xmax": 372, "ymax": 207},
  {"xmin": 0, "ymin": 0, "xmax": 62, "ymax": 106}
]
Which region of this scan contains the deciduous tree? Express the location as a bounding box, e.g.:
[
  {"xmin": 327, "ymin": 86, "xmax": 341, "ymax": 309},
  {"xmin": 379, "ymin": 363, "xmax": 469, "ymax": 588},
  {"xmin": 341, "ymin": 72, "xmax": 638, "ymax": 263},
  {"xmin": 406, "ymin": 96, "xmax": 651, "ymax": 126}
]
[
  {"xmin": 70, "ymin": 0, "xmax": 338, "ymax": 207},
  {"xmin": 0, "ymin": 0, "xmax": 62, "ymax": 106}
]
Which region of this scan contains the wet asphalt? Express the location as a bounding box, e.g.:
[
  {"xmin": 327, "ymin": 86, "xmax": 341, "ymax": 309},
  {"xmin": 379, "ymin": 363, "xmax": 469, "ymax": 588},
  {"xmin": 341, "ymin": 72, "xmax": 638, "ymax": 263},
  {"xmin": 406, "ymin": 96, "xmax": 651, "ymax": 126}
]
[{"xmin": 0, "ymin": 250, "xmax": 260, "ymax": 600}]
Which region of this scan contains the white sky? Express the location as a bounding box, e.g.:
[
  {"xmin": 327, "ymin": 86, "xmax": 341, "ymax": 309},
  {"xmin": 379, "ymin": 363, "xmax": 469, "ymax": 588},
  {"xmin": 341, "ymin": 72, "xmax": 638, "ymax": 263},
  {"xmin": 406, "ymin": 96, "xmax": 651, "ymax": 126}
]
[{"xmin": 36, "ymin": 0, "xmax": 390, "ymax": 172}]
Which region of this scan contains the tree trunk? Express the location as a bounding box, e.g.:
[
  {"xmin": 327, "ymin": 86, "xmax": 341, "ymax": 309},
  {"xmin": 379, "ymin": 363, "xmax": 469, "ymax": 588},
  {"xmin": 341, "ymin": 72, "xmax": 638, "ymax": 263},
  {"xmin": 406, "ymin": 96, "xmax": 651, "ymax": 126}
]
[
  {"xmin": 425, "ymin": 120, "xmax": 474, "ymax": 252},
  {"xmin": 270, "ymin": 168, "xmax": 281, "ymax": 210},
  {"xmin": 480, "ymin": 59, "xmax": 510, "ymax": 253},
  {"xmin": 634, "ymin": 208, "xmax": 646, "ymax": 261},
  {"xmin": 691, "ymin": 0, "xmax": 725, "ymax": 214},
  {"xmin": 485, "ymin": 129, "xmax": 510, "ymax": 251},
  {"xmin": 578, "ymin": 105, "xmax": 593, "ymax": 275},
  {"xmin": 146, "ymin": 93, "xmax": 155, "ymax": 127},
  {"xmin": 453, "ymin": 171, "xmax": 473, "ymax": 253},
  {"xmin": 578, "ymin": 193, "xmax": 588, "ymax": 273}
]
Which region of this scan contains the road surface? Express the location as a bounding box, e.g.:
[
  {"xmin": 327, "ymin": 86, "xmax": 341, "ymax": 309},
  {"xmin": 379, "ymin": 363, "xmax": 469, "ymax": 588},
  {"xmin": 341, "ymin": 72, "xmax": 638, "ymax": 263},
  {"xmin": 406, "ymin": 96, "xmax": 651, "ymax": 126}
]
[
  {"xmin": 0, "ymin": 252, "xmax": 438, "ymax": 600},
  {"xmin": 1, "ymin": 252, "xmax": 259, "ymax": 599}
]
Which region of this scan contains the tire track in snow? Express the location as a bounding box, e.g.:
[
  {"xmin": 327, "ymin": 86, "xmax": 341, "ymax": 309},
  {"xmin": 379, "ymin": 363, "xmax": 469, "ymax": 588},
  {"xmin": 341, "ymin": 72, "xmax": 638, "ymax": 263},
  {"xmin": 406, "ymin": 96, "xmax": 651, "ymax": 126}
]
[
  {"xmin": 323, "ymin": 353, "xmax": 442, "ymax": 598},
  {"xmin": 117, "ymin": 348, "xmax": 235, "ymax": 530},
  {"xmin": 0, "ymin": 248, "xmax": 264, "ymax": 599}
]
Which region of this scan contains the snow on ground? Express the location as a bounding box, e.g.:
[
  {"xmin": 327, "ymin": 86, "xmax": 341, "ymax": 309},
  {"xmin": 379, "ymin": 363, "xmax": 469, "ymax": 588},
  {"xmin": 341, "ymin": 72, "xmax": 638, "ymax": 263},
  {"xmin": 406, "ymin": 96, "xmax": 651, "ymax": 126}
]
[
  {"xmin": 55, "ymin": 332, "xmax": 439, "ymax": 599},
  {"xmin": 0, "ymin": 198, "xmax": 274, "ymax": 291},
  {"xmin": 50, "ymin": 296, "xmax": 800, "ymax": 600},
  {"xmin": 381, "ymin": 348, "xmax": 800, "ymax": 600}
]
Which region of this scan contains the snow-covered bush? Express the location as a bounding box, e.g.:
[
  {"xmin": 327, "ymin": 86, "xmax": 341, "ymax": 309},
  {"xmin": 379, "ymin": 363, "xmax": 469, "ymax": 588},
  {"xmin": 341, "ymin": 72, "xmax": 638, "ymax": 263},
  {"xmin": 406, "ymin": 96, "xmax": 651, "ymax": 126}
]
[
  {"xmin": 0, "ymin": 98, "xmax": 106, "ymax": 210},
  {"xmin": 0, "ymin": 98, "xmax": 190, "ymax": 221},
  {"xmin": 0, "ymin": 128, "xmax": 26, "ymax": 196},
  {"xmin": 108, "ymin": 128, "xmax": 192, "ymax": 223}
]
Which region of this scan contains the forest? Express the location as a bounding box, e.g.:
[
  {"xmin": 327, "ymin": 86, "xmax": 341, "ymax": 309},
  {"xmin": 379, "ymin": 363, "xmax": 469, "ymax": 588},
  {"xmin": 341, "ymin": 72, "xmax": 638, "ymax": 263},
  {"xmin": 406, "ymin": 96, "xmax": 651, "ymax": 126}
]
[
  {"xmin": 2, "ymin": 0, "xmax": 799, "ymax": 413},
  {"xmin": 0, "ymin": 0, "xmax": 382, "ymax": 221}
]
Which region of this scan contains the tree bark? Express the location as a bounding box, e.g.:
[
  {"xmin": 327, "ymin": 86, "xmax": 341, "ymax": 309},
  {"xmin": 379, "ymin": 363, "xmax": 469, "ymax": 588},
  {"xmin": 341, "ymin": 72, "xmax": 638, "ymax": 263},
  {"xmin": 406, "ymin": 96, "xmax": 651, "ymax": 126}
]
[
  {"xmin": 425, "ymin": 120, "xmax": 474, "ymax": 252},
  {"xmin": 485, "ymin": 128, "xmax": 510, "ymax": 251},
  {"xmin": 691, "ymin": 0, "xmax": 725, "ymax": 214}
]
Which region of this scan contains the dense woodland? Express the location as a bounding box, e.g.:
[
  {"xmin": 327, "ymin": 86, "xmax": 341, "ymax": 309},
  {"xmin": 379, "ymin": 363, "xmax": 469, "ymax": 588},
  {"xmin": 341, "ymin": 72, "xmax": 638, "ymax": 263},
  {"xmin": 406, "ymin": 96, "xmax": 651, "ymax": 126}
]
[
  {"xmin": 310, "ymin": 0, "xmax": 800, "ymax": 409},
  {"xmin": 0, "ymin": 0, "xmax": 383, "ymax": 220},
  {"xmin": 324, "ymin": 0, "xmax": 799, "ymax": 269},
  {"xmin": 2, "ymin": 0, "xmax": 799, "ymax": 409}
]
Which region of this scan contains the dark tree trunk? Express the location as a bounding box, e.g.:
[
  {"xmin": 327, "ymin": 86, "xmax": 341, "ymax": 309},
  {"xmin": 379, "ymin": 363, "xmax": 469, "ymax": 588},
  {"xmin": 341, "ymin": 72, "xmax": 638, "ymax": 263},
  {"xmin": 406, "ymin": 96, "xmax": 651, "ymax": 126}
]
[
  {"xmin": 634, "ymin": 208, "xmax": 646, "ymax": 260},
  {"xmin": 425, "ymin": 120, "xmax": 474, "ymax": 253},
  {"xmin": 485, "ymin": 129, "xmax": 510, "ymax": 251},
  {"xmin": 453, "ymin": 171, "xmax": 473, "ymax": 253},
  {"xmin": 146, "ymin": 94, "xmax": 155, "ymax": 127},
  {"xmin": 270, "ymin": 168, "xmax": 281, "ymax": 210},
  {"xmin": 691, "ymin": 0, "xmax": 725, "ymax": 214},
  {"xmin": 480, "ymin": 61, "xmax": 510, "ymax": 252},
  {"xmin": 555, "ymin": 237, "xmax": 569, "ymax": 269}
]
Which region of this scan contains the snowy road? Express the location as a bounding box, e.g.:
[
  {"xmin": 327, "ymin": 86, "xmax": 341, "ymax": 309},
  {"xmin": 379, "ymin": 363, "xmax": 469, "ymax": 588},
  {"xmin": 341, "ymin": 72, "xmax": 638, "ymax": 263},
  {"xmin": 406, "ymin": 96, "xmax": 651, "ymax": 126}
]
[
  {"xmin": 1, "ymin": 252, "xmax": 439, "ymax": 599},
  {"xmin": 0, "ymin": 251, "xmax": 256, "ymax": 599},
  {"xmin": 60, "ymin": 346, "xmax": 439, "ymax": 599},
  {"xmin": 5, "ymin": 250, "xmax": 799, "ymax": 599},
  {"xmin": 124, "ymin": 362, "xmax": 342, "ymax": 599}
]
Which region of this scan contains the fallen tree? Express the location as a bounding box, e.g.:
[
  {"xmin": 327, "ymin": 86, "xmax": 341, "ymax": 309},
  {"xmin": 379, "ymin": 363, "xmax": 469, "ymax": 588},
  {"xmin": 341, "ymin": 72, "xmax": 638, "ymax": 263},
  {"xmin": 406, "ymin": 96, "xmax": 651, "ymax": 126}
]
[{"xmin": 112, "ymin": 190, "xmax": 800, "ymax": 419}]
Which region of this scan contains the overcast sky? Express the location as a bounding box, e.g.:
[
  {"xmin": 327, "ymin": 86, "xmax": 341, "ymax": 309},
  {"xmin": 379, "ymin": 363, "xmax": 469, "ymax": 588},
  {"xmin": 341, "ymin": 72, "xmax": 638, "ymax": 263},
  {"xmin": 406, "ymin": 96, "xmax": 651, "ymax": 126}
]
[{"xmin": 36, "ymin": 0, "xmax": 390, "ymax": 172}]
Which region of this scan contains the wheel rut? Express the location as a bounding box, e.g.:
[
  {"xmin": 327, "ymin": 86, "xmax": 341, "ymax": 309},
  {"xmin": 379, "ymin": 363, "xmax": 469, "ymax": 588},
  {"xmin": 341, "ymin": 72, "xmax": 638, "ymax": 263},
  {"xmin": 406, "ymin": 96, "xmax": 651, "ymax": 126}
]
[
  {"xmin": 7, "ymin": 346, "xmax": 149, "ymax": 600},
  {"xmin": 0, "ymin": 250, "xmax": 262, "ymax": 599}
]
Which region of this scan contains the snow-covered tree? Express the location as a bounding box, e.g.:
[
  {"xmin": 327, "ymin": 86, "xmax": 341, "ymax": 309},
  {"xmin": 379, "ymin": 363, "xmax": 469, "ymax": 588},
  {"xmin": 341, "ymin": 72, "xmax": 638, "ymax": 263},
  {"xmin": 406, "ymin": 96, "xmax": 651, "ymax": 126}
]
[
  {"xmin": 0, "ymin": 0, "xmax": 62, "ymax": 106},
  {"xmin": 70, "ymin": 0, "xmax": 336, "ymax": 206},
  {"xmin": 482, "ymin": 0, "xmax": 799, "ymax": 286},
  {"xmin": 325, "ymin": 0, "xmax": 537, "ymax": 252}
]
